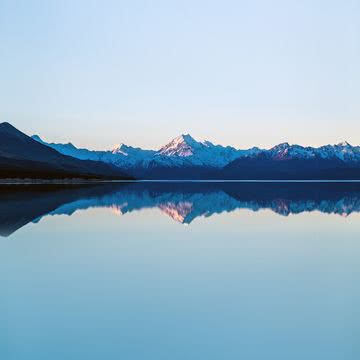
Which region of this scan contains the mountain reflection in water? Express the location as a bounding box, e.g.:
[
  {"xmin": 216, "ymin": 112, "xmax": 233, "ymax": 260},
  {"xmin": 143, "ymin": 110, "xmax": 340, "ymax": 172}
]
[{"xmin": 1, "ymin": 182, "xmax": 360, "ymax": 237}]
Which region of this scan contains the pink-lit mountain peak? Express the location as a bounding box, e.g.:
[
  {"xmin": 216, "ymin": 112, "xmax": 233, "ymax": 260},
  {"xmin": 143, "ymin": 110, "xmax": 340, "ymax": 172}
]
[{"xmin": 158, "ymin": 134, "xmax": 203, "ymax": 157}]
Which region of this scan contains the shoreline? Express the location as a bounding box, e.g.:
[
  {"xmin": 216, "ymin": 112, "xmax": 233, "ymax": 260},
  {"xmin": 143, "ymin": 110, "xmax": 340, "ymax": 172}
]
[{"xmin": 1, "ymin": 179, "xmax": 360, "ymax": 185}]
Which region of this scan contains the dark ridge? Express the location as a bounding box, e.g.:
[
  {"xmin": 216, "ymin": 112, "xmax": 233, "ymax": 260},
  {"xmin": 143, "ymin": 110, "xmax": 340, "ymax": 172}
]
[
  {"xmin": 0, "ymin": 122, "xmax": 133, "ymax": 180},
  {"xmin": 219, "ymin": 156, "xmax": 360, "ymax": 180}
]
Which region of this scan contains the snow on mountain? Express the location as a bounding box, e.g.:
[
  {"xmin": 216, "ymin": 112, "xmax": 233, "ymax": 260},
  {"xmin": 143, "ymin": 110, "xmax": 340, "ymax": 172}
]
[
  {"xmin": 155, "ymin": 134, "xmax": 259, "ymax": 167},
  {"xmin": 31, "ymin": 134, "xmax": 360, "ymax": 172},
  {"xmin": 316, "ymin": 142, "xmax": 360, "ymax": 162},
  {"xmin": 267, "ymin": 143, "xmax": 316, "ymax": 160},
  {"xmin": 254, "ymin": 141, "xmax": 360, "ymax": 163},
  {"xmin": 32, "ymin": 133, "xmax": 259, "ymax": 169},
  {"xmin": 32, "ymin": 135, "xmax": 102, "ymax": 161},
  {"xmin": 31, "ymin": 135, "xmax": 155, "ymax": 168},
  {"xmin": 158, "ymin": 134, "xmax": 198, "ymax": 157}
]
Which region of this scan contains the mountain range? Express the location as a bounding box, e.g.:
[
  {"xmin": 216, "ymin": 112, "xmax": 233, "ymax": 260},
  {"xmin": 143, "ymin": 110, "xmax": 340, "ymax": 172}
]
[
  {"xmin": 32, "ymin": 129, "xmax": 360, "ymax": 179},
  {"xmin": 1, "ymin": 121, "xmax": 360, "ymax": 180},
  {"xmin": 32, "ymin": 133, "xmax": 260, "ymax": 170}
]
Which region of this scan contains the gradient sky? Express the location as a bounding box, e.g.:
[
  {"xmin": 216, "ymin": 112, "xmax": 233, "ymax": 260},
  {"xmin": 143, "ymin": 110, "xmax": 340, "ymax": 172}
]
[{"xmin": 0, "ymin": 0, "xmax": 359, "ymax": 150}]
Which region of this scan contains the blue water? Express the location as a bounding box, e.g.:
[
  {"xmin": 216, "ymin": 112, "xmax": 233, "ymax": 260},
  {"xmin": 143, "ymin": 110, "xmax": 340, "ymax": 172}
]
[{"xmin": 0, "ymin": 183, "xmax": 359, "ymax": 359}]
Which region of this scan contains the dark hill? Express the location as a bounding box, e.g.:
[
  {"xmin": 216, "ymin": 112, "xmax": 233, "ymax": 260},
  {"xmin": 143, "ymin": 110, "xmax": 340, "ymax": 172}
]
[
  {"xmin": 220, "ymin": 154, "xmax": 360, "ymax": 180},
  {"xmin": 0, "ymin": 122, "xmax": 132, "ymax": 179}
]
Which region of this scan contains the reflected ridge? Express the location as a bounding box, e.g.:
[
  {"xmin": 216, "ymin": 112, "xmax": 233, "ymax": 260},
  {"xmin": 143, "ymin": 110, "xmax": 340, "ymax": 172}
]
[{"xmin": 1, "ymin": 182, "xmax": 360, "ymax": 236}]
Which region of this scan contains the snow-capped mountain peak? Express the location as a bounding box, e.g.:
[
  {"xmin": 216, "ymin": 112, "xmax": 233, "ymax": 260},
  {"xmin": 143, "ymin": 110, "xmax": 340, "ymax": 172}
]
[
  {"xmin": 112, "ymin": 143, "xmax": 124, "ymax": 151},
  {"xmin": 269, "ymin": 142, "xmax": 292, "ymax": 159},
  {"xmin": 201, "ymin": 140, "xmax": 215, "ymax": 148},
  {"xmin": 336, "ymin": 141, "xmax": 352, "ymax": 147},
  {"xmin": 111, "ymin": 143, "xmax": 128, "ymax": 155},
  {"xmin": 155, "ymin": 134, "xmax": 247, "ymax": 167},
  {"xmin": 267, "ymin": 142, "xmax": 316, "ymax": 160},
  {"xmin": 270, "ymin": 142, "xmax": 290, "ymax": 151},
  {"xmin": 178, "ymin": 133, "xmax": 196, "ymax": 143},
  {"xmin": 158, "ymin": 134, "xmax": 200, "ymax": 157}
]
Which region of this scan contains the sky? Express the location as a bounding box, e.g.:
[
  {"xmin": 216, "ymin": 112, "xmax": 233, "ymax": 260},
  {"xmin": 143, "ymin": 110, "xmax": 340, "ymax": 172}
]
[{"xmin": 0, "ymin": 0, "xmax": 359, "ymax": 150}]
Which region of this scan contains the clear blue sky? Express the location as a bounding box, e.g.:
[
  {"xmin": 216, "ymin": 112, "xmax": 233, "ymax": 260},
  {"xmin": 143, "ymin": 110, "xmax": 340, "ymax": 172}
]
[{"xmin": 0, "ymin": 0, "xmax": 359, "ymax": 150}]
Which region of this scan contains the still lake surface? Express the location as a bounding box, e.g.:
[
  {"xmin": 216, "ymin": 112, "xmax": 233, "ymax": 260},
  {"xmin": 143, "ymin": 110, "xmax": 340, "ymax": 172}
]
[{"xmin": 0, "ymin": 182, "xmax": 359, "ymax": 359}]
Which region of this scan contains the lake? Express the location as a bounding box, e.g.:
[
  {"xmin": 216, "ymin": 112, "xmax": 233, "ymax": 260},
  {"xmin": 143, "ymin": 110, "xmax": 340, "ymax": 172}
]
[{"xmin": 0, "ymin": 182, "xmax": 359, "ymax": 359}]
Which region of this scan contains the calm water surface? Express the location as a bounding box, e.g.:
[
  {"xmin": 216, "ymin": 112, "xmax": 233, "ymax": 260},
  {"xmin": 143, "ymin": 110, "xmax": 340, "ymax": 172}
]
[{"xmin": 0, "ymin": 182, "xmax": 359, "ymax": 359}]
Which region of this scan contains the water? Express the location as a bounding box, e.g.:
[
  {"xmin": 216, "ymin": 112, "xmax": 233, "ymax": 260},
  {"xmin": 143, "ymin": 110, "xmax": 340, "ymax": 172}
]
[{"xmin": 1, "ymin": 182, "xmax": 359, "ymax": 359}]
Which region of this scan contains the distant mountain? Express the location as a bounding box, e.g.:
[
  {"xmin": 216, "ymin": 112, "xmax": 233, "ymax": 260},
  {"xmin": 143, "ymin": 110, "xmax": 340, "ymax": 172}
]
[
  {"xmin": 217, "ymin": 142, "xmax": 360, "ymax": 179},
  {"xmin": 32, "ymin": 133, "xmax": 260, "ymax": 174},
  {"xmin": 32, "ymin": 132, "xmax": 360, "ymax": 179},
  {"xmin": 0, "ymin": 122, "xmax": 131, "ymax": 179},
  {"xmin": 264, "ymin": 141, "xmax": 360, "ymax": 162},
  {"xmin": 155, "ymin": 134, "xmax": 260, "ymax": 167},
  {"xmin": 32, "ymin": 135, "xmax": 155, "ymax": 169}
]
